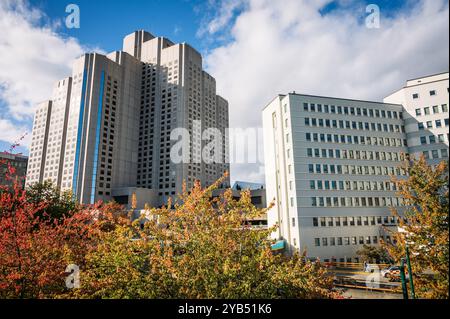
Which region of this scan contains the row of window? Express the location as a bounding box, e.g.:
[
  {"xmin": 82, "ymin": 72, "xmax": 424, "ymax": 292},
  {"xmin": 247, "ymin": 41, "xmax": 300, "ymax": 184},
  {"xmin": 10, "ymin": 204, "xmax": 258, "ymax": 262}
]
[
  {"xmin": 305, "ymin": 132, "xmax": 406, "ymax": 147},
  {"xmin": 412, "ymin": 89, "xmax": 439, "ymax": 99},
  {"xmin": 307, "ymin": 163, "xmax": 407, "ymax": 176},
  {"xmin": 312, "ymin": 216, "xmax": 397, "ymax": 227},
  {"xmin": 310, "ymin": 196, "xmax": 404, "ymax": 207},
  {"xmin": 420, "ymin": 135, "xmax": 448, "ymax": 145},
  {"xmin": 301, "ymin": 102, "xmax": 402, "ymax": 120},
  {"xmin": 306, "ymin": 148, "xmax": 404, "ymax": 162},
  {"xmin": 304, "ymin": 117, "xmax": 404, "ymax": 133},
  {"xmin": 417, "ymin": 118, "xmax": 449, "ymax": 130},
  {"xmin": 415, "ymin": 104, "xmax": 448, "ymax": 116},
  {"xmin": 314, "ymin": 235, "xmax": 393, "ymax": 247},
  {"xmin": 422, "ymin": 149, "xmax": 448, "ymax": 159},
  {"xmin": 309, "ymin": 179, "xmax": 398, "ymax": 192}
]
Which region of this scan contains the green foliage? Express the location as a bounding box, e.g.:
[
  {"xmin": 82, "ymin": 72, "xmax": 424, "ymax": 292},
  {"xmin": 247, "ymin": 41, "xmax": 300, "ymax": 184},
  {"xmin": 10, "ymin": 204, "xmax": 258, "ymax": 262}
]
[
  {"xmin": 25, "ymin": 181, "xmax": 77, "ymax": 221},
  {"xmin": 356, "ymin": 244, "xmax": 393, "ymax": 264},
  {"xmin": 384, "ymin": 155, "xmax": 449, "ymax": 299},
  {"xmin": 69, "ymin": 176, "xmax": 339, "ymax": 299}
]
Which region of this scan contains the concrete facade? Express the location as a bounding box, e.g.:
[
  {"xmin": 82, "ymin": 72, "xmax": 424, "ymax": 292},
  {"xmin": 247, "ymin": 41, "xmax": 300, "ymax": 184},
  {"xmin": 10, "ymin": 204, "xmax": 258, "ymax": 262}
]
[
  {"xmin": 384, "ymin": 72, "xmax": 449, "ymax": 165},
  {"xmin": 263, "ymin": 93, "xmax": 409, "ymax": 262}
]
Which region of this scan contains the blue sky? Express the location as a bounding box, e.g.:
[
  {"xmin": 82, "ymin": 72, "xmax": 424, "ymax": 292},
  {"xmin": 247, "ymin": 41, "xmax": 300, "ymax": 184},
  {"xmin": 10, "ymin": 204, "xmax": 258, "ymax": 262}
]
[
  {"xmin": 1, "ymin": 0, "xmax": 448, "ymax": 182},
  {"xmin": 28, "ymin": 0, "xmax": 207, "ymax": 52}
]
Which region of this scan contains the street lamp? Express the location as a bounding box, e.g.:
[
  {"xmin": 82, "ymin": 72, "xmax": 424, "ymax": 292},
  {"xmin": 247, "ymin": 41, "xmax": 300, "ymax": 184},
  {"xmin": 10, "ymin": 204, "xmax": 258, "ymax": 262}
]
[
  {"xmin": 398, "ymin": 227, "xmax": 416, "ymax": 299},
  {"xmin": 399, "ymin": 258, "xmax": 408, "ymax": 300}
]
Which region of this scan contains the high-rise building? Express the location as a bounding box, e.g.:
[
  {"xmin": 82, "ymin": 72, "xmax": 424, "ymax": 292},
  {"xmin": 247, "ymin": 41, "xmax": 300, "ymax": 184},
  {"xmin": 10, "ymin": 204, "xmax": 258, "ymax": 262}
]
[
  {"xmin": 26, "ymin": 30, "xmax": 229, "ymax": 207},
  {"xmin": 384, "ymin": 72, "xmax": 449, "ymax": 165},
  {"xmin": 263, "ymin": 93, "xmax": 410, "ymax": 261}
]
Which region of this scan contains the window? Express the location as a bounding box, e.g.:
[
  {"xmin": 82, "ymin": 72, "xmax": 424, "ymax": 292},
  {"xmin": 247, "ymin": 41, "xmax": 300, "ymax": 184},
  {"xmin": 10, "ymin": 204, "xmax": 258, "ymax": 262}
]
[
  {"xmin": 429, "ymin": 135, "xmax": 436, "ymax": 144},
  {"xmin": 442, "ymin": 149, "xmax": 448, "ymax": 158},
  {"xmin": 337, "ymin": 237, "xmax": 343, "ymax": 245},
  {"xmin": 430, "ymin": 90, "xmax": 436, "ymax": 96},
  {"xmin": 436, "ymin": 120, "xmax": 442, "ymax": 128},
  {"xmin": 335, "ymin": 217, "xmax": 341, "ymax": 226},
  {"xmin": 426, "ymin": 121, "xmax": 433, "ymax": 128},
  {"xmin": 322, "ymin": 238, "xmax": 328, "ymax": 246},
  {"xmin": 412, "ymin": 93, "xmax": 419, "ymax": 99},
  {"xmin": 349, "ymin": 217, "xmax": 355, "ymax": 226},
  {"xmin": 313, "ymin": 217, "xmax": 318, "ymax": 227},
  {"xmin": 442, "ymin": 104, "xmax": 448, "ymax": 112},
  {"xmin": 432, "ymin": 150, "xmax": 439, "ymax": 159},
  {"xmin": 415, "ymin": 108, "xmax": 421, "ymax": 116},
  {"xmin": 292, "ymin": 218, "xmax": 296, "ymax": 227},
  {"xmin": 433, "ymin": 105, "xmax": 439, "ymax": 114},
  {"xmin": 314, "ymin": 238, "xmax": 320, "ymax": 247},
  {"xmin": 424, "ymin": 107, "xmax": 430, "ymax": 115},
  {"xmin": 418, "ymin": 122, "xmax": 424, "ymax": 130},
  {"xmin": 330, "ymin": 238, "xmax": 336, "ymax": 246}
]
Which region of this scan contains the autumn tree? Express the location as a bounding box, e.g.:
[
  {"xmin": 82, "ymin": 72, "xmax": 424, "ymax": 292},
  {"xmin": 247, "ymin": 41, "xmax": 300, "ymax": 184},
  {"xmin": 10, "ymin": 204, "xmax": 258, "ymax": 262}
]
[
  {"xmin": 72, "ymin": 175, "xmax": 338, "ymax": 299},
  {"xmin": 0, "ymin": 180, "xmax": 99, "ymax": 298},
  {"xmin": 384, "ymin": 155, "xmax": 449, "ymax": 299}
]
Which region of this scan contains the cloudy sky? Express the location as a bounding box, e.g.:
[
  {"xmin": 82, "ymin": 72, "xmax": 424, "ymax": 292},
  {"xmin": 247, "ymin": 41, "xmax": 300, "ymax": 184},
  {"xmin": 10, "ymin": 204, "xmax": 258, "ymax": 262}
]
[{"xmin": 0, "ymin": 0, "xmax": 448, "ymax": 184}]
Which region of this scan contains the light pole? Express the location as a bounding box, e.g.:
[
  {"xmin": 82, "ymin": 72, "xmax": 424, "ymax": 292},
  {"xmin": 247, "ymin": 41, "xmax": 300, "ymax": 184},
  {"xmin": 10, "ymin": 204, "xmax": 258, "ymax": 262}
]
[
  {"xmin": 405, "ymin": 245, "xmax": 416, "ymax": 299},
  {"xmin": 399, "ymin": 258, "xmax": 408, "ymax": 300}
]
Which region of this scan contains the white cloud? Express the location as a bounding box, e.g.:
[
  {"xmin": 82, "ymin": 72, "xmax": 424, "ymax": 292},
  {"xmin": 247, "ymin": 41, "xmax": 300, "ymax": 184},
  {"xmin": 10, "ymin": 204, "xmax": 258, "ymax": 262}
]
[
  {"xmin": 203, "ymin": 0, "xmax": 449, "ymax": 183},
  {"xmin": 0, "ymin": 0, "xmax": 89, "ymax": 147}
]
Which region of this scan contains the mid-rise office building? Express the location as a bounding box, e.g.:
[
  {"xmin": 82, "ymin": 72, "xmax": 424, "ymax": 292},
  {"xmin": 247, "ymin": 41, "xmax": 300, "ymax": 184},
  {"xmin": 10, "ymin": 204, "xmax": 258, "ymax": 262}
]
[
  {"xmin": 263, "ymin": 94, "xmax": 410, "ymax": 261},
  {"xmin": 384, "ymin": 72, "xmax": 449, "ymax": 165},
  {"xmin": 263, "ymin": 72, "xmax": 449, "ymax": 261},
  {"xmin": 26, "ymin": 30, "xmax": 229, "ymax": 207}
]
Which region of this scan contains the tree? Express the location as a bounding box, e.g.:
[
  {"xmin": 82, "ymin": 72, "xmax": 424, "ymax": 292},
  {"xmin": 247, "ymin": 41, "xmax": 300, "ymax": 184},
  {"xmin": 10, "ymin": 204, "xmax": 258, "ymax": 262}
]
[
  {"xmin": 0, "ymin": 181, "xmax": 97, "ymax": 298},
  {"xmin": 25, "ymin": 181, "xmax": 77, "ymax": 221},
  {"xmin": 384, "ymin": 155, "xmax": 449, "ymax": 299},
  {"xmin": 71, "ymin": 175, "xmax": 339, "ymax": 299},
  {"xmin": 356, "ymin": 244, "xmax": 393, "ymax": 264}
]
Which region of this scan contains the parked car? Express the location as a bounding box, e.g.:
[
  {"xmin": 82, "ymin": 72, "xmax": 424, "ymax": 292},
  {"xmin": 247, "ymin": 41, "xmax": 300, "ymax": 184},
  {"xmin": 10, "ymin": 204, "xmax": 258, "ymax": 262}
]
[{"xmin": 381, "ymin": 266, "xmax": 409, "ymax": 281}]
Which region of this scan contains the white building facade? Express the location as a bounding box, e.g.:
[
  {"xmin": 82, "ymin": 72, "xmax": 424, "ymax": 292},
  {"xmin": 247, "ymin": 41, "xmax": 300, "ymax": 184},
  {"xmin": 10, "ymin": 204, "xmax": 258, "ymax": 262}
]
[
  {"xmin": 263, "ymin": 94, "xmax": 410, "ymax": 262},
  {"xmin": 384, "ymin": 72, "xmax": 449, "ymax": 165},
  {"xmin": 26, "ymin": 30, "xmax": 229, "ymax": 207}
]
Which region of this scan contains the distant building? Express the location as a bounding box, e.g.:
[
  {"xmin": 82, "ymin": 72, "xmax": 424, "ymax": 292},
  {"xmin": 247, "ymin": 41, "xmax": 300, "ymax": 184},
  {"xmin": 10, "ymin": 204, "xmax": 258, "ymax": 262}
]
[
  {"xmin": 212, "ymin": 181, "xmax": 267, "ymax": 229},
  {"xmin": 0, "ymin": 152, "xmax": 28, "ymax": 188},
  {"xmin": 384, "ymin": 72, "xmax": 449, "ymax": 165}
]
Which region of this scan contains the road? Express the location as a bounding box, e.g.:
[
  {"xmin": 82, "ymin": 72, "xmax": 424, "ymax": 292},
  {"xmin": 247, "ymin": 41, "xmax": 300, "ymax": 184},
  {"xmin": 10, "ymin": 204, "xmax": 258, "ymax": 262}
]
[{"xmin": 329, "ymin": 268, "xmax": 403, "ymax": 299}]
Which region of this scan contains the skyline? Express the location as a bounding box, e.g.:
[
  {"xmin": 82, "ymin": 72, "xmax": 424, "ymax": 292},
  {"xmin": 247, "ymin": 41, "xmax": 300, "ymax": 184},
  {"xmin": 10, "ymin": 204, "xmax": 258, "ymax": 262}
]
[{"xmin": 0, "ymin": 0, "xmax": 449, "ymax": 184}]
